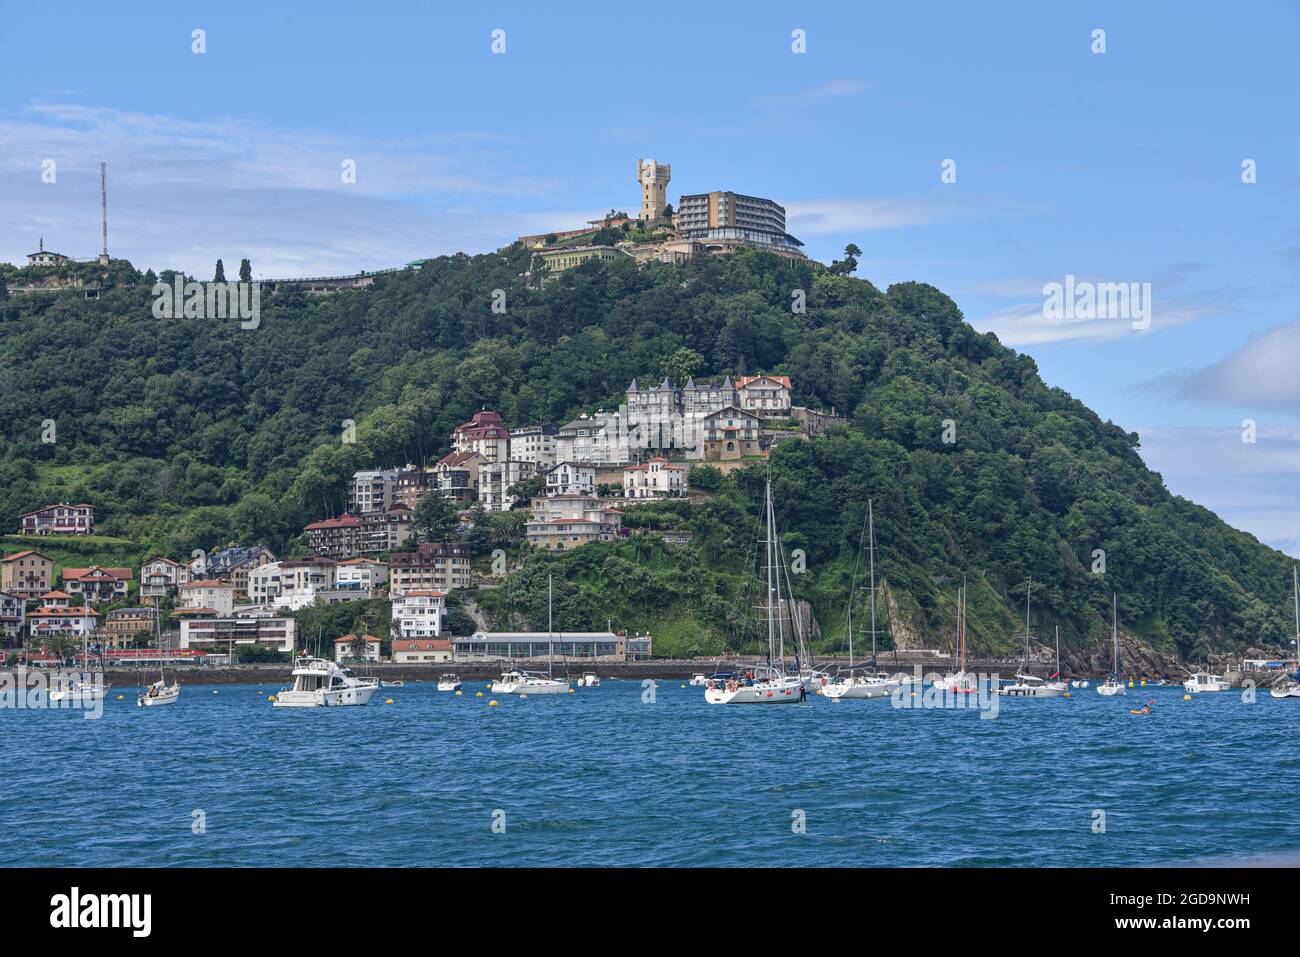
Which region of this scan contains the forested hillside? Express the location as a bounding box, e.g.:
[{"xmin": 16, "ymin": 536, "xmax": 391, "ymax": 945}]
[{"xmin": 0, "ymin": 247, "xmax": 1291, "ymax": 661}]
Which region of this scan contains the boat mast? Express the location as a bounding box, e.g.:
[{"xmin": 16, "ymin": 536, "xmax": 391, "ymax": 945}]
[
  {"xmin": 1293, "ymin": 565, "xmax": 1298, "ymax": 668},
  {"xmin": 1023, "ymin": 578, "xmax": 1032, "ymax": 671},
  {"xmin": 547, "ymin": 573, "xmax": 554, "ymax": 680},
  {"xmin": 1055, "ymin": 624, "xmax": 1060, "ymax": 678},
  {"xmin": 868, "ymin": 499, "xmax": 877, "ymax": 663},
  {"xmin": 1112, "ymin": 592, "xmax": 1119, "ymax": 677}
]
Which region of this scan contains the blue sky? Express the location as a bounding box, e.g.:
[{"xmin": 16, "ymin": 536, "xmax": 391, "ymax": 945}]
[{"xmin": 2, "ymin": 1, "xmax": 1298, "ymax": 553}]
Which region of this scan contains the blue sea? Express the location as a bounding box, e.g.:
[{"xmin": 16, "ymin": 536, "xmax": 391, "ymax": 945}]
[{"xmin": 4, "ymin": 678, "xmax": 1298, "ymax": 867}]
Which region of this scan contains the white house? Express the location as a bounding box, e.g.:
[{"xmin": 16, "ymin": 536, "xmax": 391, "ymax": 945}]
[
  {"xmin": 391, "ymin": 591, "xmax": 445, "ymax": 640},
  {"xmin": 334, "ymin": 558, "xmax": 388, "ymax": 595},
  {"xmin": 140, "ymin": 557, "xmax": 190, "ymax": 603},
  {"xmin": 268, "ymin": 558, "xmax": 337, "ymax": 611},
  {"xmin": 334, "ymin": 633, "xmax": 381, "ymax": 663},
  {"xmin": 735, "ymin": 375, "xmax": 792, "ymax": 417},
  {"xmin": 28, "ymin": 605, "xmax": 99, "ymax": 639},
  {"xmin": 622, "ymin": 457, "xmax": 689, "ymax": 499},
  {"xmin": 177, "ymin": 580, "xmax": 237, "ymax": 617},
  {"xmin": 546, "ymin": 461, "xmax": 597, "ymax": 497}
]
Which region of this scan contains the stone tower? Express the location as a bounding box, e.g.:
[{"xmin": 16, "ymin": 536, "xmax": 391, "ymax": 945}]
[{"xmin": 636, "ymin": 159, "xmax": 671, "ymax": 221}]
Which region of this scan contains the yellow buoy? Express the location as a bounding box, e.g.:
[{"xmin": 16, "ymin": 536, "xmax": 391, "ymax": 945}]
[
  {"xmin": 568, "ymin": 688, "xmax": 575, "ymax": 694},
  {"xmin": 455, "ymin": 690, "xmax": 462, "ymax": 696},
  {"xmin": 1064, "ymin": 692, "xmax": 1071, "ymax": 698},
  {"xmin": 385, "ymin": 698, "xmax": 394, "ymax": 704},
  {"xmin": 489, "ymin": 699, "xmax": 498, "ymax": 706},
  {"xmin": 116, "ymin": 694, "xmax": 124, "ymax": 700},
  {"xmin": 1184, "ymin": 694, "xmax": 1192, "ymax": 701},
  {"xmin": 268, "ymin": 695, "xmax": 277, "ymax": 702},
  {"xmin": 1127, "ymin": 680, "xmax": 1134, "ymax": 688},
  {"xmin": 1140, "ymin": 680, "xmax": 1147, "ymax": 687},
  {"xmin": 476, "ymin": 691, "xmax": 484, "ymax": 697}
]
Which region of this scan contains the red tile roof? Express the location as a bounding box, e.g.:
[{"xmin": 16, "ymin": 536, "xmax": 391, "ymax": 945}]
[{"xmin": 305, "ymin": 515, "xmax": 362, "ymax": 530}]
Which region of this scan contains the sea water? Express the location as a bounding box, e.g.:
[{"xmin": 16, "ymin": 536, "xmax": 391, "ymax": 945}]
[{"xmin": 2, "ymin": 680, "xmax": 1296, "ymax": 866}]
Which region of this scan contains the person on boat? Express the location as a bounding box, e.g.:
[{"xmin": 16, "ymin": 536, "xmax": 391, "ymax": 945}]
[{"xmin": 799, "ymin": 682, "xmax": 807, "ymax": 703}]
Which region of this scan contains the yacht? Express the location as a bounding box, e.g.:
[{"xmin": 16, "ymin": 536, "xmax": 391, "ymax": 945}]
[
  {"xmin": 436, "ymin": 674, "xmax": 462, "ymax": 692},
  {"xmin": 137, "ymin": 612, "xmax": 180, "ymax": 706},
  {"xmin": 1183, "ymin": 670, "xmax": 1231, "ymax": 694},
  {"xmin": 491, "ymin": 575, "xmax": 572, "ymax": 696},
  {"xmin": 933, "ymin": 581, "xmax": 977, "ymax": 694},
  {"xmin": 999, "ymin": 580, "xmax": 1063, "ymax": 697},
  {"xmin": 704, "ymin": 476, "xmax": 804, "ymax": 705},
  {"xmin": 688, "ymin": 673, "xmax": 708, "ymax": 687},
  {"xmin": 824, "ymin": 500, "xmax": 900, "ymax": 701},
  {"xmin": 273, "ymin": 655, "xmax": 380, "ymax": 707},
  {"xmin": 1271, "ymin": 565, "xmax": 1300, "ymax": 699},
  {"xmin": 576, "ymin": 672, "xmax": 600, "ymax": 687},
  {"xmin": 1097, "ymin": 594, "xmax": 1126, "ymax": 696}
]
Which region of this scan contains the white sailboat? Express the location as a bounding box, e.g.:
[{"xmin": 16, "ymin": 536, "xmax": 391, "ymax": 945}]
[
  {"xmin": 999, "ymin": 579, "xmax": 1062, "ymax": 697},
  {"xmin": 138, "ymin": 609, "xmax": 180, "ymax": 706},
  {"xmin": 705, "ymin": 476, "xmax": 804, "ymax": 705},
  {"xmin": 933, "ymin": 581, "xmax": 977, "ymax": 694},
  {"xmin": 491, "ymin": 575, "xmax": 571, "ymax": 695},
  {"xmin": 49, "ymin": 631, "xmax": 108, "ymax": 703},
  {"xmin": 1097, "ymin": 593, "xmax": 1125, "ymax": 696},
  {"xmin": 1045, "ymin": 625, "xmax": 1069, "ymax": 694},
  {"xmin": 824, "ymin": 499, "xmax": 898, "ymax": 701},
  {"xmin": 1271, "ymin": 565, "xmax": 1300, "ymax": 699}
]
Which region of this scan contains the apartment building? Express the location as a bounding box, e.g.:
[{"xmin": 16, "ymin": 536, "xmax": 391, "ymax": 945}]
[{"xmin": 388, "ymin": 542, "xmax": 472, "ymax": 595}]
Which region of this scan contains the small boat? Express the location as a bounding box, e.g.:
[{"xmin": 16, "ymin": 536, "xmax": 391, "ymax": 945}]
[
  {"xmin": 273, "ymin": 655, "xmax": 380, "ymax": 707},
  {"xmin": 49, "ymin": 676, "xmax": 107, "ymax": 703},
  {"xmin": 1270, "ymin": 566, "xmax": 1300, "ymax": 699},
  {"xmin": 138, "ymin": 613, "xmax": 180, "ymax": 706},
  {"xmin": 576, "ymin": 672, "xmax": 600, "ymax": 687},
  {"xmin": 137, "ymin": 678, "xmax": 180, "ymax": 707},
  {"xmin": 491, "ymin": 575, "xmax": 572, "ymax": 696},
  {"xmin": 1183, "ymin": 670, "xmax": 1231, "ymax": 693},
  {"xmin": 381, "ymin": 679, "xmax": 405, "ymax": 688},
  {"xmin": 1097, "ymin": 593, "xmax": 1126, "ymax": 696},
  {"xmin": 934, "ymin": 581, "xmax": 977, "ymax": 694},
  {"xmin": 998, "ymin": 580, "xmax": 1063, "ymax": 698},
  {"xmin": 824, "ymin": 499, "xmax": 900, "ymax": 702},
  {"xmin": 688, "ymin": 674, "xmax": 708, "ymax": 687},
  {"xmin": 436, "ymin": 674, "xmax": 462, "ymax": 692}
]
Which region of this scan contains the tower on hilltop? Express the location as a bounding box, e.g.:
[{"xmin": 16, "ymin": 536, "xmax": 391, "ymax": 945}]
[{"xmin": 636, "ymin": 159, "xmax": 671, "ymax": 221}]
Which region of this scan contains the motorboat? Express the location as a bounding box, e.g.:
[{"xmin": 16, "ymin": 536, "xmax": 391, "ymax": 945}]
[
  {"xmin": 1183, "ymin": 670, "xmax": 1231, "ymax": 693},
  {"xmin": 436, "ymin": 674, "xmax": 462, "ymax": 692},
  {"xmin": 272, "ymin": 655, "xmax": 380, "ymax": 707},
  {"xmin": 576, "ymin": 672, "xmax": 600, "ymax": 687},
  {"xmin": 688, "ymin": 674, "xmax": 708, "ymax": 687}
]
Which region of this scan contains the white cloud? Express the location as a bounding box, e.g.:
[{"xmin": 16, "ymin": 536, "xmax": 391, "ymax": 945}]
[
  {"xmin": 784, "ymin": 197, "xmax": 951, "ymax": 236},
  {"xmin": 759, "ymin": 78, "xmax": 870, "ymax": 106},
  {"xmin": 1151, "ymin": 318, "xmax": 1300, "ymax": 409}
]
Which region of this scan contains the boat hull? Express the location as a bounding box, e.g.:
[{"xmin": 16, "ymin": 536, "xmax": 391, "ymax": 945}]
[
  {"xmin": 492, "ymin": 679, "xmax": 570, "ymax": 695},
  {"xmin": 1097, "ymin": 682, "xmax": 1126, "ymax": 696},
  {"xmin": 138, "ymin": 689, "xmax": 180, "ymax": 706},
  {"xmin": 823, "ymin": 678, "xmax": 898, "ymax": 700},
  {"xmin": 704, "ymin": 679, "xmax": 803, "ymax": 704},
  {"xmin": 998, "ymin": 684, "xmax": 1064, "ymax": 697},
  {"xmin": 273, "ymin": 685, "xmax": 378, "ymax": 707}
]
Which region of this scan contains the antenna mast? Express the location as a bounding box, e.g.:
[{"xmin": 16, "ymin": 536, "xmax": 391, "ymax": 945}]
[{"xmin": 99, "ymin": 162, "xmax": 109, "ymax": 265}]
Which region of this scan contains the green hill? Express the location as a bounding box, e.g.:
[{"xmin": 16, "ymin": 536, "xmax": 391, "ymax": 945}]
[{"xmin": 0, "ymin": 246, "xmax": 1291, "ymax": 661}]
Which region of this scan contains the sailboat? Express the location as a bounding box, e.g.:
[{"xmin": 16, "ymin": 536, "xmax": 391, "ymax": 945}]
[
  {"xmin": 933, "ymin": 581, "xmax": 977, "ymax": 694},
  {"xmin": 1097, "ymin": 593, "xmax": 1125, "ymax": 696},
  {"xmin": 1271, "ymin": 565, "xmax": 1300, "ymax": 699},
  {"xmin": 49, "ymin": 630, "xmax": 108, "ymax": 703},
  {"xmin": 704, "ymin": 476, "xmax": 804, "ymax": 704},
  {"xmin": 824, "ymin": 499, "xmax": 898, "ymax": 701},
  {"xmin": 138, "ymin": 609, "xmax": 180, "ymax": 706},
  {"xmin": 491, "ymin": 575, "xmax": 570, "ymax": 695},
  {"xmin": 999, "ymin": 579, "xmax": 1062, "ymax": 697},
  {"xmin": 1045, "ymin": 625, "xmax": 1068, "ymax": 693}
]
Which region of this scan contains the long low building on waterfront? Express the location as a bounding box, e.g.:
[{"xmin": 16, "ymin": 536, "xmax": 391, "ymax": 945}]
[{"xmin": 453, "ymin": 630, "xmax": 652, "ymax": 662}]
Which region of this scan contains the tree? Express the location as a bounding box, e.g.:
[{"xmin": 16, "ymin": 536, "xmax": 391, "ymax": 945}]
[
  {"xmin": 411, "ymin": 491, "xmax": 459, "ymax": 543},
  {"xmin": 506, "ymin": 474, "xmax": 546, "ymax": 505},
  {"xmin": 214, "ymin": 259, "xmax": 226, "ymax": 282},
  {"xmin": 0, "ymin": 275, "xmax": 8, "ymax": 302},
  {"xmin": 829, "ymin": 243, "xmax": 861, "ymax": 276},
  {"xmin": 661, "ymin": 347, "xmax": 705, "ymax": 387},
  {"xmin": 348, "ymin": 631, "xmax": 373, "ymax": 663},
  {"xmin": 238, "ymin": 258, "xmax": 252, "ymax": 282},
  {"xmin": 688, "ymin": 464, "xmax": 723, "ymax": 491}
]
